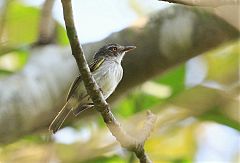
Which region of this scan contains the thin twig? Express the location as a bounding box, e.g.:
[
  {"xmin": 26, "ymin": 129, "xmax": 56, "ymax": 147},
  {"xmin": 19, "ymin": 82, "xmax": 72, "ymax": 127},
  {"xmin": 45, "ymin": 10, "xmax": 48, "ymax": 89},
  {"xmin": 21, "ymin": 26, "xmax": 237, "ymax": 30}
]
[
  {"xmin": 159, "ymin": 0, "xmax": 239, "ymax": 7},
  {"xmin": 60, "ymin": 0, "xmax": 156, "ymax": 162},
  {"xmin": 159, "ymin": 0, "xmax": 194, "ymax": 6},
  {"xmin": 37, "ymin": 0, "xmax": 56, "ymax": 44}
]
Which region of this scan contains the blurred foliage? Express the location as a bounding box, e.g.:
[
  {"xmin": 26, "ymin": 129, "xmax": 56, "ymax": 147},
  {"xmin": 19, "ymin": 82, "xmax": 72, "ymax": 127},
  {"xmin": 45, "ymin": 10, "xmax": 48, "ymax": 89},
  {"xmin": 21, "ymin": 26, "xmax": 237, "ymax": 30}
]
[
  {"xmin": 0, "ymin": 2, "xmax": 68, "ymax": 47},
  {"xmin": 205, "ymin": 41, "xmax": 239, "ymax": 85},
  {"xmin": 114, "ymin": 65, "xmax": 185, "ymax": 117},
  {"xmin": 56, "ymin": 24, "xmax": 69, "ymax": 45},
  {"xmin": 0, "ymin": 2, "xmax": 68, "ymax": 78},
  {"xmin": 114, "ymin": 92, "xmax": 160, "ymax": 117},
  {"xmin": 0, "ymin": 50, "xmax": 28, "ymax": 69},
  {"xmin": 0, "ymin": 1, "xmax": 239, "ymax": 163},
  {"xmin": 5, "ymin": 3, "xmax": 40, "ymax": 45},
  {"xmin": 198, "ymin": 106, "xmax": 240, "ymax": 131},
  {"xmin": 144, "ymin": 123, "xmax": 197, "ymax": 163},
  {"xmin": 0, "ymin": 49, "xmax": 28, "ymax": 78},
  {"xmin": 86, "ymin": 155, "xmax": 126, "ymax": 163},
  {"xmin": 155, "ymin": 65, "xmax": 185, "ymax": 97},
  {"xmin": 0, "ymin": 68, "xmax": 13, "ymax": 75}
]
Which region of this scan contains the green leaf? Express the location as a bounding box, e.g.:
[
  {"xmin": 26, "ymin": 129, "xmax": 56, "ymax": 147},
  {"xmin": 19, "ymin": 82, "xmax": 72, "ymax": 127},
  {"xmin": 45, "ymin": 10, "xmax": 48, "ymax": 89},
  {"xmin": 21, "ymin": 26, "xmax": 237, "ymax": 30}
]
[
  {"xmin": 5, "ymin": 3, "xmax": 40, "ymax": 45},
  {"xmin": 21, "ymin": 135, "xmax": 46, "ymax": 144},
  {"xmin": 114, "ymin": 91, "xmax": 160, "ymax": 117},
  {"xmin": 204, "ymin": 41, "xmax": 239, "ymax": 84},
  {"xmin": 114, "ymin": 95, "xmax": 136, "ymax": 117},
  {"xmin": 0, "ymin": 44, "xmax": 29, "ymax": 56},
  {"xmin": 0, "ymin": 69, "xmax": 13, "ymax": 78},
  {"xmin": 1, "ymin": 2, "xmax": 69, "ymax": 48},
  {"xmin": 56, "ymin": 24, "xmax": 69, "ymax": 45},
  {"xmin": 145, "ymin": 123, "xmax": 197, "ymax": 163},
  {"xmin": 114, "ymin": 65, "xmax": 186, "ymax": 117},
  {"xmin": 155, "ymin": 65, "xmax": 186, "ymax": 97}
]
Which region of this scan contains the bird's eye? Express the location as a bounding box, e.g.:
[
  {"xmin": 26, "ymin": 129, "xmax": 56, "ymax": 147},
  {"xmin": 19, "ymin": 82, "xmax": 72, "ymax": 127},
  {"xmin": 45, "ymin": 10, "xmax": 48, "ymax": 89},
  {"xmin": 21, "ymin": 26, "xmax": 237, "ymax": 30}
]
[{"xmin": 111, "ymin": 47, "xmax": 117, "ymax": 52}]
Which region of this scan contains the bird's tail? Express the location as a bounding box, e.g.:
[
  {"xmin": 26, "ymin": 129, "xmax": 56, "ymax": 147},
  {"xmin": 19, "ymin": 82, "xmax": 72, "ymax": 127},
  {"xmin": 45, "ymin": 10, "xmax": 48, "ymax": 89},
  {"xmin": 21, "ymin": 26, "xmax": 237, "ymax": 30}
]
[{"xmin": 49, "ymin": 102, "xmax": 72, "ymax": 134}]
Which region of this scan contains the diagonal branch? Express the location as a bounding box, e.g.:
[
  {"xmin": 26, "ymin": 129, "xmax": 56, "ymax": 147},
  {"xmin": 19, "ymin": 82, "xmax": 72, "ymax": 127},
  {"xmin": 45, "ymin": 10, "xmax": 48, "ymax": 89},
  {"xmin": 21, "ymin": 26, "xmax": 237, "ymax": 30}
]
[{"xmin": 60, "ymin": 0, "xmax": 156, "ymax": 162}]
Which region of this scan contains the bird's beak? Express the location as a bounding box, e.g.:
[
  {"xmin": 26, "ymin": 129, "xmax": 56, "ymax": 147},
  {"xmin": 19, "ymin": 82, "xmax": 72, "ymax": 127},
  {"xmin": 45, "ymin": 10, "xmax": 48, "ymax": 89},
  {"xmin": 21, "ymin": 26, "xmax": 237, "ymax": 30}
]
[{"xmin": 122, "ymin": 46, "xmax": 136, "ymax": 53}]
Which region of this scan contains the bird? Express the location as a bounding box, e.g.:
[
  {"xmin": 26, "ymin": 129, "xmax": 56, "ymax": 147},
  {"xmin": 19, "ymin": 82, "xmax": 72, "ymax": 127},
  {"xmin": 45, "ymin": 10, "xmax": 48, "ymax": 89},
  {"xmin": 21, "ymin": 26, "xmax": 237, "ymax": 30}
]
[{"xmin": 49, "ymin": 43, "xmax": 136, "ymax": 133}]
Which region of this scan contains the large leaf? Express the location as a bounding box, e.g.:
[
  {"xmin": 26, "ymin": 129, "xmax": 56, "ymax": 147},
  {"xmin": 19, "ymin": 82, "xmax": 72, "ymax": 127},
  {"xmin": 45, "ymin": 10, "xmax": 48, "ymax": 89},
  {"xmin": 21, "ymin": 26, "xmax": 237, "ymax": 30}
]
[
  {"xmin": 56, "ymin": 24, "xmax": 69, "ymax": 45},
  {"xmin": 204, "ymin": 41, "xmax": 239, "ymax": 85},
  {"xmin": 1, "ymin": 2, "xmax": 69, "ymax": 48},
  {"xmin": 4, "ymin": 3, "xmax": 40, "ymax": 45}
]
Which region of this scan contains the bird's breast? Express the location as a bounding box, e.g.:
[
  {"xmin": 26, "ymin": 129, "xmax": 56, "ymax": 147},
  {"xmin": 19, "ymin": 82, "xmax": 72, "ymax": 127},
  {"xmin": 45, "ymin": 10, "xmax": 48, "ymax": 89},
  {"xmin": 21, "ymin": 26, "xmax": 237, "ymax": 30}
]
[{"xmin": 93, "ymin": 60, "xmax": 123, "ymax": 99}]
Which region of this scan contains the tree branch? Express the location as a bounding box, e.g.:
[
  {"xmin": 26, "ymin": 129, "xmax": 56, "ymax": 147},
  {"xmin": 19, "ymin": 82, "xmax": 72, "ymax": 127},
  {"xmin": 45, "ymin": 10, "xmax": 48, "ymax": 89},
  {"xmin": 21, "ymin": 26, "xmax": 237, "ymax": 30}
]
[
  {"xmin": 0, "ymin": 5, "xmax": 238, "ymax": 144},
  {"xmin": 160, "ymin": 0, "xmax": 193, "ymax": 6},
  {"xmin": 159, "ymin": 0, "xmax": 239, "ymax": 7},
  {"xmin": 60, "ymin": 0, "xmax": 156, "ymax": 162},
  {"xmin": 2, "ymin": 85, "xmax": 237, "ymax": 162},
  {"xmin": 37, "ymin": 0, "xmax": 56, "ymax": 45}
]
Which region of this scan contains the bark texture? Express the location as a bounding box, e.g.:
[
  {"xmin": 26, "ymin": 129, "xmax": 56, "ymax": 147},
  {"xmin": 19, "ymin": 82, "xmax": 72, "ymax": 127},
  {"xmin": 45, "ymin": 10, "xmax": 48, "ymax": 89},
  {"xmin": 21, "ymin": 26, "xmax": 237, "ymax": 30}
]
[{"xmin": 0, "ymin": 6, "xmax": 238, "ymax": 144}]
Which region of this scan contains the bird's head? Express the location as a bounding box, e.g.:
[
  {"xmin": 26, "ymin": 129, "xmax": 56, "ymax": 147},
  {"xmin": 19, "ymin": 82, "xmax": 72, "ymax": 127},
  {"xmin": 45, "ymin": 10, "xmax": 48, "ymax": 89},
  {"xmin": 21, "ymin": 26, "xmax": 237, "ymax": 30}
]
[{"xmin": 94, "ymin": 43, "xmax": 136, "ymax": 62}]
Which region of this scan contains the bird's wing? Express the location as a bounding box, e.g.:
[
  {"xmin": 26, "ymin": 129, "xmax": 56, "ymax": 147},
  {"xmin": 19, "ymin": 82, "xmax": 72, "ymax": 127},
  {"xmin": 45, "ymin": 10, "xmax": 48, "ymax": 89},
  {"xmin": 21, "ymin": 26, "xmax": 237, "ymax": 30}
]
[
  {"xmin": 66, "ymin": 57, "xmax": 105, "ymax": 101},
  {"xmin": 89, "ymin": 57, "xmax": 105, "ymax": 72},
  {"xmin": 66, "ymin": 75, "xmax": 82, "ymax": 101}
]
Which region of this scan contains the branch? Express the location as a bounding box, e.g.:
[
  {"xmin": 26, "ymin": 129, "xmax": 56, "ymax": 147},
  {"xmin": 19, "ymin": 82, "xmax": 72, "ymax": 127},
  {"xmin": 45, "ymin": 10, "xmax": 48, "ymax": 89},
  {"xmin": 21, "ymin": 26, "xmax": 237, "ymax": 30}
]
[
  {"xmin": 159, "ymin": 0, "xmax": 239, "ymax": 7},
  {"xmin": 61, "ymin": 0, "xmax": 156, "ymax": 162},
  {"xmin": 2, "ymin": 85, "xmax": 237, "ymax": 162},
  {"xmin": 37, "ymin": 0, "xmax": 56, "ymax": 44},
  {"xmin": 0, "ymin": 5, "xmax": 238, "ymax": 144},
  {"xmin": 160, "ymin": 0, "xmax": 193, "ymax": 6}
]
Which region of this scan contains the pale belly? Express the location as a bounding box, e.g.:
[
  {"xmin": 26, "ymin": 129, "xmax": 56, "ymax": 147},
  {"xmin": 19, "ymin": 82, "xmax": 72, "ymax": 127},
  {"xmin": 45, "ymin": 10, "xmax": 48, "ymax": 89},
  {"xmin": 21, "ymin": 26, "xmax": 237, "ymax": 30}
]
[
  {"xmin": 69, "ymin": 60, "xmax": 123, "ymax": 108},
  {"xmin": 93, "ymin": 60, "xmax": 123, "ymax": 99}
]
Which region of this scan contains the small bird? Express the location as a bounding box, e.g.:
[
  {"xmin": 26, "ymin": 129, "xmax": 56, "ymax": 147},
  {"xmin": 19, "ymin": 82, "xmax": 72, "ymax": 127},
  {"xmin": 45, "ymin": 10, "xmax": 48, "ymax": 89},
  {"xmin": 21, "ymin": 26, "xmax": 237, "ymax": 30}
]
[{"xmin": 49, "ymin": 43, "xmax": 136, "ymax": 133}]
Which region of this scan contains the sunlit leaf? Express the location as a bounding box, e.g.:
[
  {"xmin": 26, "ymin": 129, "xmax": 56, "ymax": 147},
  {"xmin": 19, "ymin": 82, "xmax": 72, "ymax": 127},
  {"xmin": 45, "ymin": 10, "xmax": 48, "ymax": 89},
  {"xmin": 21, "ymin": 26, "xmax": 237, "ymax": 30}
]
[
  {"xmin": 1, "ymin": 3, "xmax": 69, "ymax": 47},
  {"xmin": 5, "ymin": 3, "xmax": 40, "ymax": 45},
  {"xmin": 56, "ymin": 24, "xmax": 69, "ymax": 45},
  {"xmin": 145, "ymin": 123, "xmax": 197, "ymax": 163},
  {"xmin": 204, "ymin": 41, "xmax": 239, "ymax": 85}
]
